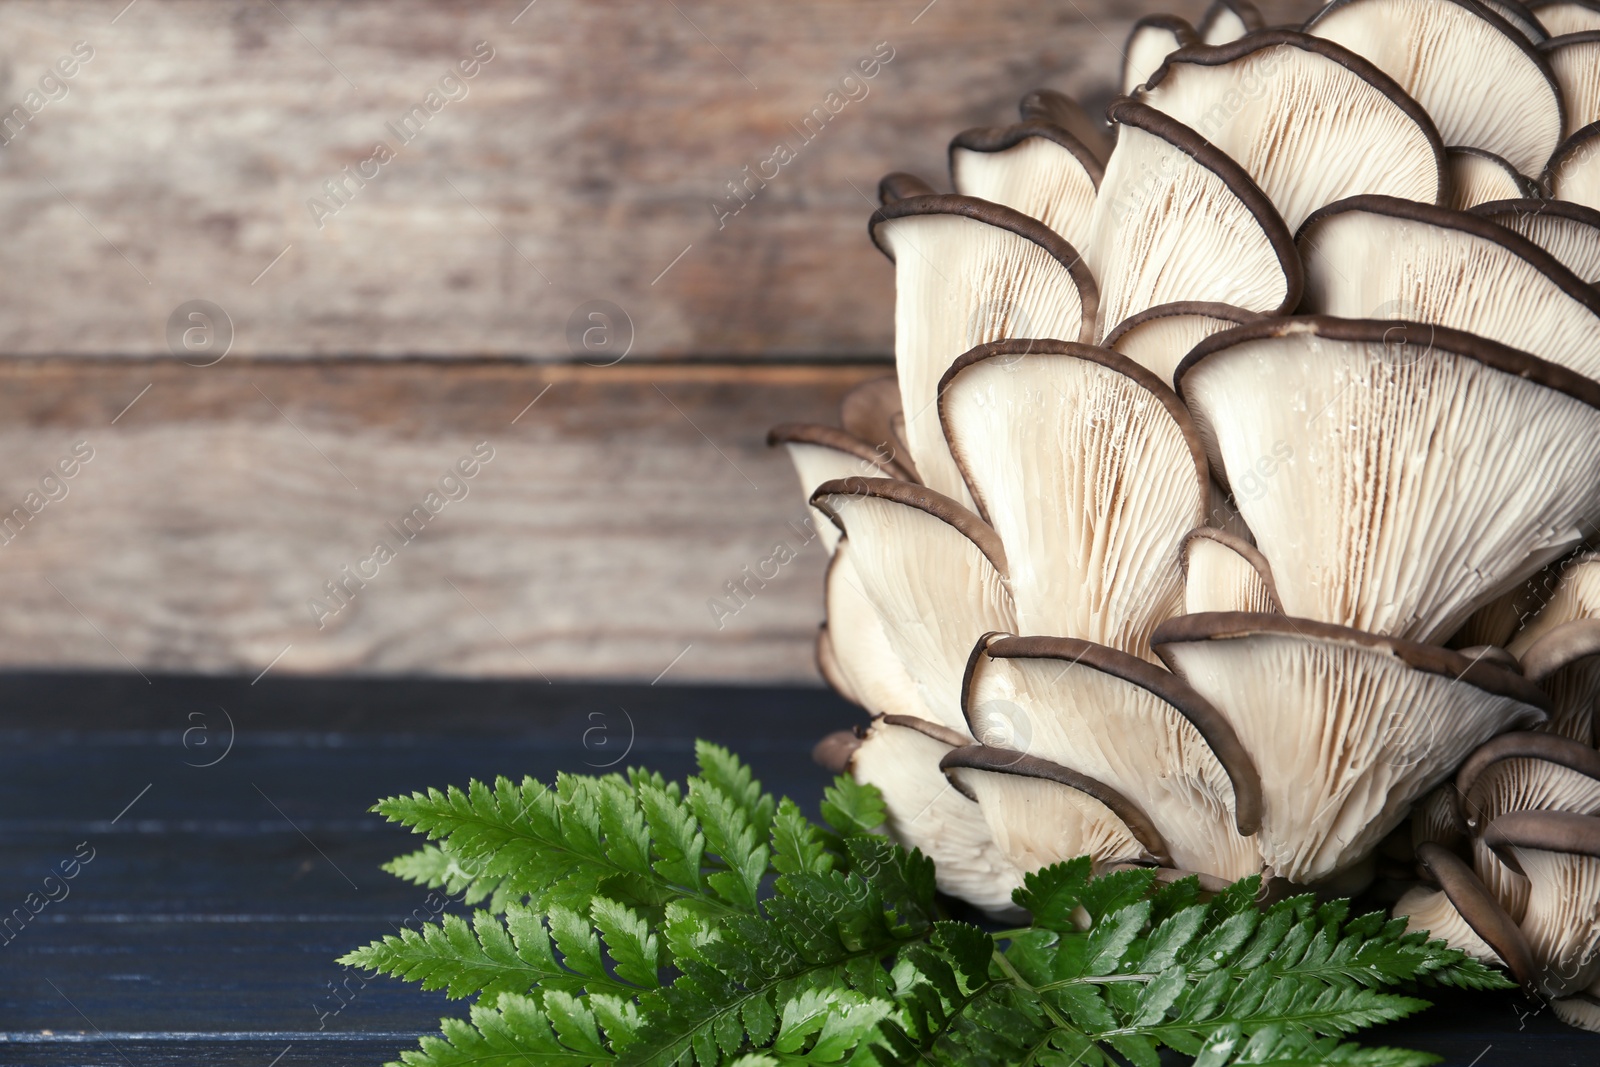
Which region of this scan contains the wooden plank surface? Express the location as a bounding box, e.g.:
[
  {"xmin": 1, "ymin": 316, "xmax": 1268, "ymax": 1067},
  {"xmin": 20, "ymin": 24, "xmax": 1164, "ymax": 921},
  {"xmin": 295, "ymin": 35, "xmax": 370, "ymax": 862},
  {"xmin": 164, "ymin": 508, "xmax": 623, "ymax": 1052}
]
[
  {"xmin": 0, "ymin": 673, "xmax": 1592, "ymax": 1066},
  {"xmin": 0, "ymin": 0, "xmax": 1307, "ymax": 360},
  {"xmin": 0, "ymin": 358, "xmax": 882, "ymax": 683}
]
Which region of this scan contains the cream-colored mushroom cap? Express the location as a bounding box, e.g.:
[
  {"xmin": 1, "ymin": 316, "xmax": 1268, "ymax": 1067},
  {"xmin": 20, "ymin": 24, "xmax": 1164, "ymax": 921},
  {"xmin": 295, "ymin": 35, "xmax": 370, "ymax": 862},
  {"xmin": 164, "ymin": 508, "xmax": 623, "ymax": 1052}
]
[
  {"xmin": 939, "ymin": 340, "xmax": 1207, "ymax": 657},
  {"xmin": 1484, "ymin": 810, "xmax": 1600, "ymax": 996},
  {"xmin": 1180, "ymin": 527, "xmax": 1281, "ymax": 616},
  {"xmin": 1470, "ymin": 198, "xmax": 1600, "ymax": 283},
  {"xmin": 963, "ymin": 632, "xmax": 1263, "ymax": 880},
  {"xmin": 769, "ymin": 423, "xmax": 912, "ymax": 554},
  {"xmin": 1445, "ymin": 147, "xmax": 1536, "ymax": 209},
  {"xmin": 1177, "ymin": 317, "xmax": 1600, "ymax": 642},
  {"xmin": 950, "ymin": 117, "xmax": 1101, "ymax": 251},
  {"xmin": 870, "ymin": 195, "xmax": 1097, "ymax": 509},
  {"xmin": 1088, "ymin": 101, "xmax": 1302, "ymax": 335},
  {"xmin": 1298, "ymin": 196, "xmax": 1600, "ymax": 383},
  {"xmin": 812, "ymin": 477, "xmax": 1015, "ymax": 736},
  {"xmin": 1138, "ymin": 30, "xmax": 1446, "ymax": 229},
  {"xmin": 1154, "ymin": 611, "xmax": 1549, "ymax": 884},
  {"xmin": 849, "ymin": 716, "xmax": 1025, "ymax": 918},
  {"xmin": 1307, "ymin": 0, "xmax": 1564, "ymax": 175},
  {"xmin": 942, "ymin": 744, "xmax": 1167, "ymax": 878}
]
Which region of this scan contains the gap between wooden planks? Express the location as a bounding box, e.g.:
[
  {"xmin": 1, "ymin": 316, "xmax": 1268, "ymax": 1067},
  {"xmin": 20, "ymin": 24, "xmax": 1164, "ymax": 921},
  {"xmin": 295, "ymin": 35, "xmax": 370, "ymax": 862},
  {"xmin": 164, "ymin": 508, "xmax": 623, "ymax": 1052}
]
[{"xmin": 0, "ymin": 357, "xmax": 888, "ymax": 683}]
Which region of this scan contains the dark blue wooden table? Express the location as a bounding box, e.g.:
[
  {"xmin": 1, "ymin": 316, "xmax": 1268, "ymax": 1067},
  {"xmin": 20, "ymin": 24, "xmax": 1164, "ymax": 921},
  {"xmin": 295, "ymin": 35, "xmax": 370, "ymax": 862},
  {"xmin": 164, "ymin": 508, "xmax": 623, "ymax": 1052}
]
[{"xmin": 0, "ymin": 673, "xmax": 1591, "ymax": 1066}]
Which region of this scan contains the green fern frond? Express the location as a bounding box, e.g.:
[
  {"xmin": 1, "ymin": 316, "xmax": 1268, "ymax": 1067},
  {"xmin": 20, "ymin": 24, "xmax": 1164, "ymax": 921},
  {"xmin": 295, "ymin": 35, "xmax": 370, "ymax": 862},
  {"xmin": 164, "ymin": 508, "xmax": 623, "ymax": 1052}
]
[{"xmin": 355, "ymin": 744, "xmax": 1503, "ymax": 1067}]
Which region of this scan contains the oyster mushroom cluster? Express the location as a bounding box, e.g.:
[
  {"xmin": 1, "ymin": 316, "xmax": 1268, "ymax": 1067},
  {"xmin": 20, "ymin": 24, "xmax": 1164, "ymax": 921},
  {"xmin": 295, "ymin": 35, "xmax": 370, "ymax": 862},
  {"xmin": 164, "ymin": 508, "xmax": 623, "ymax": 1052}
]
[
  {"xmin": 1400, "ymin": 553, "xmax": 1600, "ymax": 1026},
  {"xmin": 768, "ymin": 0, "xmax": 1600, "ymax": 1027}
]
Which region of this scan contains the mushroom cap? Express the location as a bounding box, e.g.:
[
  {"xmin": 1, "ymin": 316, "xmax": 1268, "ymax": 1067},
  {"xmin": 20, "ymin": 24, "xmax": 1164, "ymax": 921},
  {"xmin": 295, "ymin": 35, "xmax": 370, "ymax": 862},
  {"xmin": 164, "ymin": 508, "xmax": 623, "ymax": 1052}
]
[
  {"xmin": 837, "ymin": 376, "xmax": 917, "ymax": 482},
  {"xmin": 1445, "ymin": 146, "xmax": 1538, "ymax": 209},
  {"xmin": 1298, "ymin": 194, "xmax": 1600, "ymax": 383},
  {"xmin": 1470, "ymin": 197, "xmax": 1600, "ymax": 284},
  {"xmin": 1482, "ymin": 810, "xmax": 1600, "ymax": 995},
  {"xmin": 819, "ymin": 539, "xmax": 935, "ymax": 722},
  {"xmin": 938, "ymin": 339, "xmax": 1207, "ymax": 656},
  {"xmin": 1177, "ymin": 316, "xmax": 1600, "ymax": 642},
  {"xmin": 1153, "ymin": 611, "xmax": 1549, "ymax": 884},
  {"xmin": 1544, "ymin": 120, "xmax": 1600, "ymax": 207},
  {"xmin": 1123, "ymin": 14, "xmax": 1199, "ymax": 95},
  {"xmin": 1200, "ymin": 0, "xmax": 1266, "ymax": 44},
  {"xmin": 1103, "ymin": 302, "xmax": 1263, "ymax": 389},
  {"xmin": 1507, "ymin": 552, "xmax": 1600, "ymax": 660},
  {"xmin": 849, "ymin": 716, "xmax": 1025, "ymax": 918},
  {"xmin": 877, "ymin": 172, "xmax": 937, "ymax": 205},
  {"xmin": 1550, "ymin": 981, "xmax": 1600, "ymax": 1032},
  {"xmin": 1180, "ymin": 526, "xmax": 1282, "ymax": 615},
  {"xmin": 1542, "ymin": 30, "xmax": 1600, "ymax": 135},
  {"xmin": 1457, "ymin": 730, "xmax": 1600, "ymax": 801},
  {"xmin": 1412, "ymin": 783, "xmax": 1469, "ymax": 855},
  {"xmin": 1087, "ymin": 99, "xmax": 1302, "ymax": 335},
  {"xmin": 1398, "ymin": 842, "xmax": 1540, "ymax": 985},
  {"xmin": 949, "ymin": 119, "xmax": 1102, "ymax": 250},
  {"xmin": 768, "ymin": 422, "xmax": 913, "ymax": 553},
  {"xmin": 941, "ymin": 743, "xmax": 1170, "ymax": 873},
  {"xmin": 1393, "ymin": 885, "xmax": 1503, "ymax": 961},
  {"xmin": 812, "ymin": 477, "xmax": 1014, "ymax": 737},
  {"xmin": 1532, "ymin": 0, "xmax": 1600, "ymax": 35},
  {"xmin": 962, "ymin": 632, "xmax": 1263, "ymax": 880},
  {"xmin": 812, "ymin": 725, "xmax": 862, "ymax": 774},
  {"xmin": 1138, "ymin": 30, "xmax": 1446, "ymax": 230},
  {"xmin": 1456, "ymin": 732, "xmax": 1600, "ymax": 920},
  {"xmin": 1509, "ymin": 555, "xmax": 1600, "ymax": 743},
  {"xmin": 869, "ymin": 194, "xmax": 1098, "ymax": 508},
  {"xmin": 1532, "ymin": 652, "xmax": 1600, "ymax": 744},
  {"xmin": 1019, "ymin": 89, "xmax": 1113, "ymax": 166},
  {"xmin": 1486, "ymin": 0, "xmax": 1553, "ymax": 39},
  {"xmin": 1306, "ymin": 0, "xmax": 1564, "ymax": 175}
]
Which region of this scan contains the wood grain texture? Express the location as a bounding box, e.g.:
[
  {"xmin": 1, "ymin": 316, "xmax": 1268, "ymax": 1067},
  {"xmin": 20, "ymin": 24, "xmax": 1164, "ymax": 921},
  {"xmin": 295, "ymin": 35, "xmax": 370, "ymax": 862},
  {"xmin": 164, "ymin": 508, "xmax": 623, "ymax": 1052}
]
[
  {"xmin": 0, "ymin": 0, "xmax": 1311, "ymax": 359},
  {"xmin": 0, "ymin": 358, "xmax": 882, "ymax": 682}
]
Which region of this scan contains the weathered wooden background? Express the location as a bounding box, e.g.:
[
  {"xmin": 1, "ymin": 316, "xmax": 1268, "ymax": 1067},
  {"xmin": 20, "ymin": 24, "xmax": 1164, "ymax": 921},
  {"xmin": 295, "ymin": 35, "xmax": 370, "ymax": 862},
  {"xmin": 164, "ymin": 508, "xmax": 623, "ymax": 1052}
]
[{"xmin": 0, "ymin": 0, "xmax": 1310, "ymax": 682}]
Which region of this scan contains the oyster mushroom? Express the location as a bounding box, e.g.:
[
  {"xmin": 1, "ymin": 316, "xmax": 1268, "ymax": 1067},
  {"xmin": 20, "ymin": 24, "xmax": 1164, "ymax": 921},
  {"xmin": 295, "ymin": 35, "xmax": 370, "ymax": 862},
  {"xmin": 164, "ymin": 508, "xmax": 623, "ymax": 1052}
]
[
  {"xmin": 837, "ymin": 375, "xmax": 917, "ymax": 482},
  {"xmin": 1531, "ymin": 0, "xmax": 1600, "ymax": 35},
  {"xmin": 1470, "ymin": 197, "xmax": 1600, "ymax": 283},
  {"xmin": 1153, "ymin": 612, "xmax": 1549, "ymax": 884},
  {"xmin": 1445, "ymin": 146, "xmax": 1538, "ymax": 208},
  {"xmin": 1138, "ymin": 30, "xmax": 1446, "ymax": 229},
  {"xmin": 1511, "ymin": 553, "xmax": 1600, "ymax": 742},
  {"xmin": 1177, "ymin": 317, "xmax": 1600, "ymax": 641},
  {"xmin": 1019, "ymin": 89, "xmax": 1114, "ymax": 165},
  {"xmin": 950, "ymin": 104, "xmax": 1102, "ymax": 249},
  {"xmin": 1123, "ymin": 14, "xmax": 1199, "ymax": 94},
  {"xmin": 938, "ymin": 339, "xmax": 1207, "ymax": 655},
  {"xmin": 1180, "ymin": 527, "xmax": 1281, "ymax": 615},
  {"xmin": 818, "ymin": 539, "xmax": 932, "ymax": 722},
  {"xmin": 1483, "ymin": 809, "xmax": 1600, "ymax": 996},
  {"xmin": 767, "ymin": 423, "xmax": 912, "ymax": 553},
  {"xmin": 1454, "ymin": 731, "xmax": 1600, "ymax": 919},
  {"xmin": 1298, "ymin": 196, "xmax": 1600, "ymax": 383},
  {"xmin": 961, "ymin": 632, "xmax": 1262, "ymax": 879},
  {"xmin": 1087, "ymin": 100, "xmax": 1302, "ymax": 332},
  {"xmin": 849, "ymin": 715, "xmax": 1025, "ymax": 917},
  {"xmin": 1199, "ymin": 0, "xmax": 1266, "ymax": 44},
  {"xmin": 1486, "ymin": 0, "xmax": 1554, "ymax": 38},
  {"xmin": 1306, "ymin": 0, "xmax": 1564, "ymax": 175},
  {"xmin": 1545, "ymin": 120, "xmax": 1600, "ymax": 206},
  {"xmin": 869, "ymin": 195, "xmax": 1098, "ymax": 508},
  {"xmin": 1103, "ymin": 302, "xmax": 1262, "ymax": 389},
  {"xmin": 811, "ymin": 477, "xmax": 1014, "ymax": 737},
  {"xmin": 1396, "ymin": 842, "xmax": 1539, "ymax": 981},
  {"xmin": 1544, "ymin": 29, "xmax": 1600, "ymax": 133},
  {"xmin": 941, "ymin": 744, "xmax": 1169, "ymax": 876}
]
